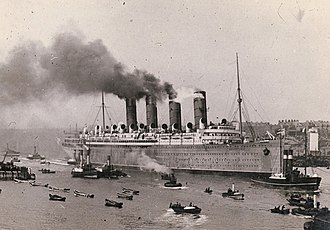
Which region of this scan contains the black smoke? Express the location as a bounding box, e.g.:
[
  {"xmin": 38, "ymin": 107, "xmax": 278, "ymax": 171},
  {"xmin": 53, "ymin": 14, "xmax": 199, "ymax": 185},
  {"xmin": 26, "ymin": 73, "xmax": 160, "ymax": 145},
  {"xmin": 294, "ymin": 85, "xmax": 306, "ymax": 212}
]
[{"xmin": 0, "ymin": 32, "xmax": 176, "ymax": 105}]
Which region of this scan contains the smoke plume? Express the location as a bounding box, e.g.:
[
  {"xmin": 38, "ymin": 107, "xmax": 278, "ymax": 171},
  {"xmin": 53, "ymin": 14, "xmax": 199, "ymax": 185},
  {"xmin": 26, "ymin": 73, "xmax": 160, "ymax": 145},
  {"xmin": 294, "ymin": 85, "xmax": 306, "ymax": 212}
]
[
  {"xmin": 172, "ymin": 86, "xmax": 198, "ymax": 103},
  {"xmin": 0, "ymin": 32, "xmax": 176, "ymax": 105},
  {"xmin": 137, "ymin": 151, "xmax": 171, "ymax": 174}
]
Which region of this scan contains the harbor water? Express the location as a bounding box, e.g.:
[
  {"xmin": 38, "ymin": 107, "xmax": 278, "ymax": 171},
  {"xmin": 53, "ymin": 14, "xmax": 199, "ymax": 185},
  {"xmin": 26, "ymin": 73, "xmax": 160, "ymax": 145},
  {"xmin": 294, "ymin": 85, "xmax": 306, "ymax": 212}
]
[{"xmin": 0, "ymin": 129, "xmax": 330, "ymax": 230}]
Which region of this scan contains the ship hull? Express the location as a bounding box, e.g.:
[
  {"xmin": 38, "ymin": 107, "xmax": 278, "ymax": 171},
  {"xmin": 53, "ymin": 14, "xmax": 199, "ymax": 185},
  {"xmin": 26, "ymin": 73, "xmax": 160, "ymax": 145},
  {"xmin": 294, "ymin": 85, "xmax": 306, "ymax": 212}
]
[
  {"xmin": 62, "ymin": 144, "xmax": 80, "ymax": 161},
  {"xmin": 251, "ymin": 177, "xmax": 321, "ymax": 191},
  {"xmin": 71, "ymin": 140, "xmax": 282, "ymax": 176}
]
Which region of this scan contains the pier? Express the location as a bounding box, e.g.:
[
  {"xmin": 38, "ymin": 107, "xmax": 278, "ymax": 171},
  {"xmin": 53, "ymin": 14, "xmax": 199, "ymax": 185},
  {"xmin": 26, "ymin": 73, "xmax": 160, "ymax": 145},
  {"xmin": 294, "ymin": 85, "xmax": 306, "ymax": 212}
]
[{"xmin": 0, "ymin": 163, "xmax": 35, "ymax": 180}]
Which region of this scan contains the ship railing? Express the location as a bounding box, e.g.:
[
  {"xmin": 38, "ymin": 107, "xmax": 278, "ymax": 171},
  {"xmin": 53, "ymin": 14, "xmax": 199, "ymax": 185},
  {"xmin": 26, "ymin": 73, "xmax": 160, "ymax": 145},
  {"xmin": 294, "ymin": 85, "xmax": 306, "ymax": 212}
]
[{"xmin": 88, "ymin": 138, "xmax": 157, "ymax": 143}]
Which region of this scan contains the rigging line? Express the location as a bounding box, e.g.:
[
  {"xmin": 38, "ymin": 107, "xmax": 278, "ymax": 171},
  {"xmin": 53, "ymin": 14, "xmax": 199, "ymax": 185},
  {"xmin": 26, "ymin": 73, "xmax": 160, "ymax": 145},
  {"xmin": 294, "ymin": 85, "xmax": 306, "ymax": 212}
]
[
  {"xmin": 84, "ymin": 95, "xmax": 98, "ymax": 126},
  {"xmin": 224, "ymin": 73, "xmax": 235, "ymax": 119},
  {"xmin": 241, "ymin": 91, "xmax": 268, "ymax": 122},
  {"xmin": 240, "ymin": 94, "xmax": 251, "ymax": 123},
  {"xmin": 92, "ymin": 107, "xmax": 102, "ymax": 128},
  {"xmin": 228, "ymin": 91, "xmax": 237, "ymax": 119},
  {"xmin": 227, "ymin": 91, "xmax": 237, "ymax": 120},
  {"xmin": 227, "ymin": 98, "xmax": 236, "ymax": 121},
  {"xmin": 231, "ymin": 108, "xmax": 239, "ymax": 122},
  {"xmin": 107, "ymin": 108, "xmax": 119, "ymax": 124},
  {"xmin": 277, "ymin": 2, "xmax": 286, "ymax": 23},
  {"xmin": 238, "ymin": 65, "xmax": 271, "ymax": 122},
  {"xmin": 241, "ymin": 97, "xmax": 251, "ymax": 122},
  {"xmin": 244, "ymin": 88, "xmax": 271, "ymax": 122},
  {"xmin": 105, "ymin": 108, "xmax": 112, "ymax": 124},
  {"xmin": 242, "ymin": 108, "xmax": 250, "ymax": 123},
  {"xmin": 104, "ymin": 99, "xmax": 119, "ymax": 124}
]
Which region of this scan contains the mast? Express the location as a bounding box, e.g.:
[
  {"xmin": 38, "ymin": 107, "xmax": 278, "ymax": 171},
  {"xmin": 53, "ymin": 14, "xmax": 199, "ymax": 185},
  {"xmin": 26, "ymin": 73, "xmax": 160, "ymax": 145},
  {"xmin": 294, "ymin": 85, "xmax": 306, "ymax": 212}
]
[
  {"xmin": 236, "ymin": 53, "xmax": 243, "ymax": 141},
  {"xmin": 279, "ymin": 132, "xmax": 283, "ymax": 174},
  {"xmin": 102, "ymin": 91, "xmax": 105, "ymax": 130},
  {"xmin": 304, "ymin": 127, "xmax": 308, "ymax": 175}
]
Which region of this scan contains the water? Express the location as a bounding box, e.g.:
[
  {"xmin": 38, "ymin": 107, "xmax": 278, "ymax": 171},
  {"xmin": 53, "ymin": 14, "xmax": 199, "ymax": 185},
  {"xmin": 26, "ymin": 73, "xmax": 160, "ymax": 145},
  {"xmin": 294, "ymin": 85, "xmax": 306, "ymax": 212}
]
[{"xmin": 0, "ymin": 129, "xmax": 330, "ymax": 230}]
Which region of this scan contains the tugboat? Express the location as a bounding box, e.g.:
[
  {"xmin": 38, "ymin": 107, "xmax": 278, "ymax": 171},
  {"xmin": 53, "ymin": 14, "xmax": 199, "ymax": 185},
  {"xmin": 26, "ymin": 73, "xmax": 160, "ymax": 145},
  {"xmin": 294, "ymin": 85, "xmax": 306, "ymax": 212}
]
[
  {"xmin": 95, "ymin": 155, "xmax": 127, "ymax": 178},
  {"xmin": 169, "ymin": 202, "xmax": 202, "ymax": 214},
  {"xmin": 71, "ymin": 148, "xmax": 99, "ymax": 179},
  {"xmin": 251, "ymin": 131, "xmax": 321, "ymax": 191},
  {"xmin": 222, "ymin": 183, "xmax": 244, "ymax": 200},
  {"xmin": 164, "ymin": 174, "xmax": 182, "ymax": 187},
  {"xmin": 27, "ymin": 146, "xmax": 45, "ymax": 160}
]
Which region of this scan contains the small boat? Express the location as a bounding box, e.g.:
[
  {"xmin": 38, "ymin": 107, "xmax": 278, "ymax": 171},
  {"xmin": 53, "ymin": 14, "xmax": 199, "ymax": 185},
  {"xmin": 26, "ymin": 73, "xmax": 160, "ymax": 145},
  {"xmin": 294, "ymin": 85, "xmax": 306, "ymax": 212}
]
[
  {"xmin": 229, "ymin": 195, "xmax": 245, "ymax": 200},
  {"xmin": 291, "ymin": 207, "xmax": 320, "ymax": 217},
  {"xmin": 287, "ymin": 194, "xmax": 318, "ymax": 209},
  {"xmin": 67, "ymin": 159, "xmax": 77, "ymax": 165},
  {"xmin": 40, "ymin": 160, "xmax": 50, "ymax": 165},
  {"xmin": 291, "ymin": 194, "xmax": 321, "ymax": 217},
  {"xmin": 48, "ymin": 186, "xmax": 70, "ymax": 193},
  {"xmin": 271, "ymin": 206, "xmax": 290, "ymax": 215},
  {"xmin": 117, "ymin": 192, "xmax": 133, "ymax": 200},
  {"xmin": 14, "ymin": 178, "xmax": 26, "ymax": 183},
  {"xmin": 204, "ymin": 187, "xmax": 212, "ymax": 194},
  {"xmin": 39, "ymin": 169, "xmax": 56, "ymax": 174},
  {"xmin": 49, "ymin": 194, "xmax": 66, "ymax": 202},
  {"xmin": 29, "ymin": 181, "xmax": 49, "ymax": 187},
  {"xmin": 11, "ymin": 157, "xmax": 20, "ymax": 163},
  {"xmin": 222, "ymin": 183, "xmax": 245, "ymax": 200},
  {"xmin": 122, "ymin": 187, "xmax": 139, "ymax": 195},
  {"xmin": 304, "ymin": 207, "xmax": 330, "ymax": 230},
  {"xmin": 105, "ymin": 199, "xmax": 123, "ymax": 208},
  {"xmin": 169, "ymin": 202, "xmax": 202, "ymax": 214},
  {"xmin": 73, "ymin": 189, "xmax": 94, "ymax": 198},
  {"xmin": 164, "ymin": 174, "xmax": 182, "ymax": 187}
]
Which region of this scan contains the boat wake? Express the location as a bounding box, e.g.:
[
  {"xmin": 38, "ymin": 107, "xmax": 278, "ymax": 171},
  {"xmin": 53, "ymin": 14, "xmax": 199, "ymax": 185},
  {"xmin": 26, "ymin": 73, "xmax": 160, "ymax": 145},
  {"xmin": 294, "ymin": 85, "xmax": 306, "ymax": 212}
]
[
  {"xmin": 162, "ymin": 186, "xmax": 189, "ymax": 190},
  {"xmin": 48, "ymin": 160, "xmax": 70, "ymax": 166},
  {"xmin": 156, "ymin": 209, "xmax": 208, "ymax": 229}
]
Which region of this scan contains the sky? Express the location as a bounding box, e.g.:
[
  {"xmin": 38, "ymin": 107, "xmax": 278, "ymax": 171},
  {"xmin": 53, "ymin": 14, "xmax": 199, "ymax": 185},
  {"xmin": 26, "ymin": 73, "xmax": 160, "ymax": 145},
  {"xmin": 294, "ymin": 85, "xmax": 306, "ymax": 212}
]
[{"xmin": 0, "ymin": 0, "xmax": 329, "ymax": 129}]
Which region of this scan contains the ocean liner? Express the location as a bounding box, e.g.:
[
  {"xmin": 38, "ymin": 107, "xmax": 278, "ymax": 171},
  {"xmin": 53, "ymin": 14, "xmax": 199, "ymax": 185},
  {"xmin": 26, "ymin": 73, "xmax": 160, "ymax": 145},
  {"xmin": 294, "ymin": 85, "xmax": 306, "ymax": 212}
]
[{"xmin": 62, "ymin": 54, "xmax": 281, "ymax": 176}]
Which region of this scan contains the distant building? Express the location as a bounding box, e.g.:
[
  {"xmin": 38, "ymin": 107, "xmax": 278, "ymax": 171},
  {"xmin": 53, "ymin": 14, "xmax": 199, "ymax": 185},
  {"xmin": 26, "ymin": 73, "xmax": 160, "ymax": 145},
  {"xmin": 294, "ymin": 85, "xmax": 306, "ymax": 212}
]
[{"xmin": 309, "ymin": 127, "xmax": 318, "ymax": 152}]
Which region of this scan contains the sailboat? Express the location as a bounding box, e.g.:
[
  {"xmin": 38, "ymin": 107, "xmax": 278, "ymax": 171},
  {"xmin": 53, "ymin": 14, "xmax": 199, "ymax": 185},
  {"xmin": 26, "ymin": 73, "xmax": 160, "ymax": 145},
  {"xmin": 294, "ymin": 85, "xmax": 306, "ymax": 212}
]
[{"xmin": 251, "ymin": 129, "xmax": 321, "ymax": 191}]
